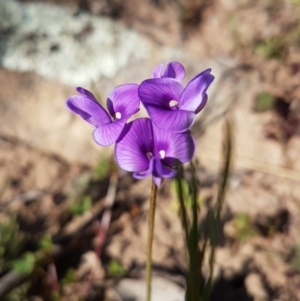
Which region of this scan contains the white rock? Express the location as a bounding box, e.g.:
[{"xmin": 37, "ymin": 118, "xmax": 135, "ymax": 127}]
[
  {"xmin": 2, "ymin": 3, "xmax": 150, "ymax": 86},
  {"xmin": 115, "ymin": 277, "xmax": 184, "ymax": 301},
  {"xmin": 0, "ymin": 0, "xmax": 22, "ymax": 31}
]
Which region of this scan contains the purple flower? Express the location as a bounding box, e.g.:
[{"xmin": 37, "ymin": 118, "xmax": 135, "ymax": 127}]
[
  {"xmin": 66, "ymin": 85, "xmax": 140, "ymax": 146},
  {"xmin": 152, "ymin": 61, "xmax": 186, "ymax": 82},
  {"xmin": 138, "ymin": 68, "xmax": 214, "ymax": 133},
  {"xmin": 115, "ymin": 118, "xmax": 195, "ymax": 186}
]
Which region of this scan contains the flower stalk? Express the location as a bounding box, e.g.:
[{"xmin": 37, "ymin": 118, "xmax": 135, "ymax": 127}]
[{"xmin": 146, "ymin": 179, "xmax": 158, "ymax": 301}]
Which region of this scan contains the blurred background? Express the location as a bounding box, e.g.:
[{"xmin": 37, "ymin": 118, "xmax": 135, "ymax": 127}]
[{"xmin": 0, "ymin": 0, "xmax": 300, "ymax": 300}]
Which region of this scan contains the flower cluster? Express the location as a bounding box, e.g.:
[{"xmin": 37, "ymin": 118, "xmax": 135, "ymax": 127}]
[{"xmin": 66, "ymin": 62, "xmax": 214, "ymax": 186}]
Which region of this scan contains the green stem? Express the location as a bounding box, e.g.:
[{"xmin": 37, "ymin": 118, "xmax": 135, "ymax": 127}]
[
  {"xmin": 203, "ymin": 120, "xmax": 232, "ymax": 301},
  {"xmin": 146, "ymin": 179, "xmax": 158, "ymax": 301},
  {"xmin": 176, "ymin": 166, "xmax": 189, "ymax": 243}
]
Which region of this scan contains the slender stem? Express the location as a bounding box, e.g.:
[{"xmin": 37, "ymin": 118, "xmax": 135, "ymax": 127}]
[
  {"xmin": 176, "ymin": 166, "xmax": 189, "ymax": 243},
  {"xmin": 146, "ymin": 179, "xmax": 158, "ymax": 301}
]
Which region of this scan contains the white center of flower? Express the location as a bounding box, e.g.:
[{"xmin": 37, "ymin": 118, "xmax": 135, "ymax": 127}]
[
  {"xmin": 159, "ymin": 150, "xmax": 166, "ymax": 159},
  {"xmin": 115, "ymin": 112, "xmax": 122, "ymax": 119},
  {"xmin": 169, "ymin": 100, "xmax": 179, "ymax": 108},
  {"xmin": 146, "ymin": 152, "xmax": 153, "ymax": 160}
]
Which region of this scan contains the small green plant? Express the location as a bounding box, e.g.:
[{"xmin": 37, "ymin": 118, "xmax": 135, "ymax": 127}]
[
  {"xmin": 233, "ymin": 213, "xmax": 256, "ymax": 242},
  {"xmin": 171, "ymin": 180, "xmax": 205, "ymax": 211},
  {"xmin": 61, "ymin": 268, "xmax": 77, "ymax": 285},
  {"xmin": 254, "ymin": 92, "xmax": 274, "ymax": 112},
  {"xmin": 290, "ymin": 0, "xmax": 300, "ymax": 5},
  {"xmin": 0, "ymin": 216, "xmax": 25, "ymax": 272},
  {"xmin": 108, "ymin": 259, "xmax": 126, "ymax": 278},
  {"xmin": 67, "ymin": 172, "xmax": 93, "ymax": 201},
  {"xmin": 228, "ymin": 14, "xmax": 241, "ymax": 47},
  {"xmin": 291, "ymin": 245, "xmax": 300, "ymax": 271},
  {"xmin": 50, "ymin": 291, "xmax": 62, "ymax": 301},
  {"xmin": 255, "ymin": 37, "xmax": 284, "ymax": 59},
  {"xmin": 11, "ymin": 252, "xmax": 36, "ymax": 274},
  {"xmin": 38, "ymin": 234, "xmax": 53, "ymax": 252},
  {"xmin": 66, "ymin": 171, "xmax": 93, "ymax": 218},
  {"xmin": 94, "ymin": 156, "xmax": 110, "ymax": 180},
  {"xmin": 69, "ymin": 195, "xmax": 92, "ymax": 215},
  {"xmin": 175, "ymin": 120, "xmax": 232, "ymax": 301}
]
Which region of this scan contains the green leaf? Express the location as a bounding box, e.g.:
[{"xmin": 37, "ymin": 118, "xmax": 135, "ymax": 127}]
[
  {"xmin": 11, "ymin": 252, "xmax": 35, "ymax": 274},
  {"xmin": 61, "ymin": 268, "xmax": 77, "ymax": 285},
  {"xmin": 50, "ymin": 291, "xmax": 61, "ymax": 301},
  {"xmin": 254, "ymin": 92, "xmax": 274, "ymax": 112},
  {"xmin": 291, "ymin": 245, "xmax": 300, "ymax": 271},
  {"xmin": 69, "ymin": 195, "xmax": 92, "ymax": 215},
  {"xmin": 94, "ymin": 157, "xmax": 110, "ymax": 180},
  {"xmin": 38, "ymin": 234, "xmax": 53, "ymax": 252},
  {"xmin": 0, "ymin": 216, "xmax": 25, "ymax": 272},
  {"xmin": 290, "ymin": 0, "xmax": 300, "ymax": 5},
  {"xmin": 255, "ymin": 37, "xmax": 284, "ymax": 59},
  {"xmin": 233, "ymin": 213, "xmax": 256, "ymax": 242},
  {"xmin": 108, "ymin": 259, "xmax": 126, "ymax": 278},
  {"xmin": 81, "ymin": 195, "xmax": 92, "ymax": 212},
  {"xmin": 203, "ymin": 120, "xmax": 232, "ymax": 301}
]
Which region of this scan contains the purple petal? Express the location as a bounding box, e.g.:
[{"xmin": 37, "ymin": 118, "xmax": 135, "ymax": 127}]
[
  {"xmin": 106, "ymin": 84, "xmax": 140, "ymax": 120},
  {"xmin": 139, "ymin": 78, "xmax": 183, "ymax": 108},
  {"xmin": 133, "ymin": 157, "xmax": 155, "ymax": 179},
  {"xmin": 133, "ymin": 168, "xmax": 153, "ymax": 179},
  {"xmin": 153, "ymin": 176, "xmax": 164, "ymax": 186},
  {"xmin": 152, "ymin": 158, "xmax": 177, "ymax": 178},
  {"xmin": 186, "ymin": 68, "xmax": 212, "ymax": 84},
  {"xmin": 115, "ymin": 118, "xmax": 153, "ymax": 172},
  {"xmin": 76, "ymin": 87, "xmax": 99, "ymax": 103},
  {"xmin": 195, "ymin": 93, "xmax": 208, "ymax": 114},
  {"xmin": 163, "ymin": 61, "xmax": 186, "ymax": 82},
  {"xmin": 152, "ymin": 63, "xmax": 165, "ymax": 78},
  {"xmin": 152, "ymin": 158, "xmax": 177, "ymax": 186},
  {"xmin": 134, "ymin": 157, "xmax": 177, "ymax": 186},
  {"xmin": 152, "ymin": 125, "xmax": 195, "ymax": 166},
  {"xmin": 179, "ymin": 69, "xmax": 214, "ymax": 113},
  {"xmin": 66, "ymin": 94, "xmax": 111, "ymax": 127},
  {"xmin": 93, "ymin": 119, "xmax": 126, "ymax": 146},
  {"xmin": 144, "ymin": 105, "xmax": 195, "ymax": 133}
]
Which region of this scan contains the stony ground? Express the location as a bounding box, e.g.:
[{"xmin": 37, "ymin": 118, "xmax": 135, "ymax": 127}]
[{"xmin": 1, "ymin": 0, "xmax": 300, "ymax": 300}]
